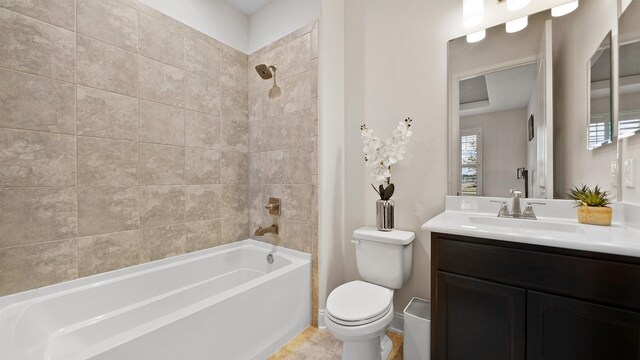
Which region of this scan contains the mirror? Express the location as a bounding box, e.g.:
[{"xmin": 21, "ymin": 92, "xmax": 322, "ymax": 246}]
[
  {"xmin": 619, "ymin": 0, "xmax": 640, "ymax": 139},
  {"xmin": 588, "ymin": 31, "xmax": 613, "ymax": 150},
  {"xmin": 449, "ymin": 11, "xmax": 554, "ymax": 198}
]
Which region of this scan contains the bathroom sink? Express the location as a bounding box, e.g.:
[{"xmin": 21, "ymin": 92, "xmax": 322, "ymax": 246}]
[{"xmin": 468, "ymin": 216, "xmax": 584, "ymax": 234}]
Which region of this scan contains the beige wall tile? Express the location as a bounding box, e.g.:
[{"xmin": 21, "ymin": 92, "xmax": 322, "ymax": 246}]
[
  {"xmin": 185, "ymin": 219, "xmax": 222, "ymax": 252},
  {"xmin": 221, "ymin": 150, "xmax": 249, "ymax": 184},
  {"xmin": 248, "ymin": 89, "xmax": 264, "ymax": 123},
  {"xmin": 249, "ymin": 152, "xmax": 262, "ymax": 185},
  {"xmin": 0, "ymin": 0, "xmax": 75, "ymax": 30},
  {"xmin": 186, "ymin": 73, "xmax": 220, "ymax": 114},
  {"xmin": 263, "ymin": 109, "xmax": 312, "ymax": 151},
  {"xmin": 281, "ymin": 220, "xmax": 312, "ymax": 253},
  {"xmin": 139, "ymin": 143, "xmax": 185, "ymax": 185},
  {"xmin": 265, "ymin": 72, "xmax": 310, "ymax": 118},
  {"xmin": 77, "ymin": 35, "xmax": 137, "ymax": 96},
  {"xmin": 264, "ymin": 34, "xmax": 311, "ymax": 81},
  {"xmin": 311, "ymin": 58, "xmax": 319, "ymax": 99},
  {"xmin": 249, "ymin": 184, "xmax": 264, "ymax": 231},
  {"xmin": 141, "ymin": 224, "xmax": 186, "ymax": 261},
  {"xmin": 139, "ymin": 13, "xmax": 184, "ymax": 69},
  {"xmin": 0, "ymin": 239, "xmax": 78, "ymax": 296},
  {"xmin": 221, "ymin": 114, "xmax": 249, "ymax": 153},
  {"xmin": 222, "ymin": 50, "xmax": 248, "ymax": 91},
  {"xmin": 140, "ymin": 185, "xmax": 185, "ymax": 228},
  {"xmin": 282, "ymin": 184, "xmax": 312, "ymax": 221},
  {"xmin": 220, "ymin": 184, "xmax": 248, "ymax": 218},
  {"xmin": 185, "ymin": 110, "xmax": 220, "ymax": 149},
  {"xmin": 186, "ymin": 185, "xmax": 220, "ymax": 221},
  {"xmin": 185, "ymin": 36, "xmax": 221, "ymax": 82},
  {"xmin": 139, "ymin": 100, "xmax": 185, "ymax": 146},
  {"xmin": 222, "ymin": 85, "xmax": 248, "ymax": 118},
  {"xmin": 259, "ymin": 150, "xmax": 285, "ymax": 185},
  {"xmin": 284, "ymin": 147, "xmax": 313, "ymax": 184},
  {"xmin": 77, "ymin": 86, "xmax": 137, "ymax": 140},
  {"xmin": 77, "ymin": 0, "xmax": 138, "ymax": 52},
  {"xmin": 78, "ymin": 137, "xmax": 138, "ymax": 186},
  {"xmin": 0, "ymin": 129, "xmax": 76, "ymax": 187},
  {"xmin": 185, "ymin": 147, "xmax": 220, "ymax": 185},
  {"xmin": 0, "ymin": 8, "xmax": 75, "ymax": 82},
  {"xmin": 78, "ymin": 230, "xmax": 147, "ymax": 276},
  {"xmin": 249, "ymin": 120, "xmax": 263, "ymax": 153},
  {"xmin": 221, "ymin": 216, "xmax": 249, "ymax": 242},
  {"xmin": 139, "ymin": 56, "xmax": 185, "ymax": 107},
  {"xmin": 77, "ymin": 186, "xmax": 139, "ymax": 236},
  {"xmin": 311, "ymin": 23, "xmax": 319, "ymax": 60},
  {"xmin": 0, "ymin": 69, "xmax": 75, "ymax": 134},
  {"xmin": 0, "ymin": 187, "xmax": 76, "ymax": 247}
]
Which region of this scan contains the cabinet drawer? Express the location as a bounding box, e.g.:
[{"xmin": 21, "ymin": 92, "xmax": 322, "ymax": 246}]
[{"xmin": 434, "ymin": 235, "xmax": 640, "ymax": 311}]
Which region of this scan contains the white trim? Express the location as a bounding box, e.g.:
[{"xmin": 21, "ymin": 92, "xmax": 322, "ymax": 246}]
[
  {"xmin": 318, "ymin": 309, "xmax": 326, "ymax": 329},
  {"xmin": 317, "ymin": 309, "xmax": 405, "ymax": 334}
]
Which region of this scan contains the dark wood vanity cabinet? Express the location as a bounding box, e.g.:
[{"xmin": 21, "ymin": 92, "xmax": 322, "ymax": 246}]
[{"xmin": 431, "ymin": 233, "xmax": 640, "ymax": 360}]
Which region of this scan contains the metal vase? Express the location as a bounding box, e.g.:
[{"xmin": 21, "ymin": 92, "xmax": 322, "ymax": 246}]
[{"xmin": 376, "ymin": 199, "xmax": 394, "ymax": 231}]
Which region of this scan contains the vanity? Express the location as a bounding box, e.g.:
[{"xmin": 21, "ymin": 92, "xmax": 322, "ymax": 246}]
[{"xmin": 423, "ymin": 197, "xmax": 640, "ymax": 360}]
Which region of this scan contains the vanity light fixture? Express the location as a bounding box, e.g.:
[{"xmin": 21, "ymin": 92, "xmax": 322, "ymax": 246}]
[
  {"xmin": 463, "ymin": 0, "xmax": 484, "ymax": 27},
  {"xmin": 551, "ymin": 0, "xmax": 579, "ymax": 17},
  {"xmin": 506, "ymin": 0, "xmax": 531, "ymax": 11},
  {"xmin": 466, "ymin": 29, "xmax": 486, "ymax": 43},
  {"xmin": 506, "ymin": 16, "xmax": 528, "ymax": 33}
]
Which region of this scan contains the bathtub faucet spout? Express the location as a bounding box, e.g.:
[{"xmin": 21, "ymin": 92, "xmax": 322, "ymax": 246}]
[{"xmin": 254, "ymin": 224, "xmax": 278, "ymax": 236}]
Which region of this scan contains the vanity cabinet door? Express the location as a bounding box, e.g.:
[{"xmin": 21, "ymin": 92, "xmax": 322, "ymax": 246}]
[
  {"xmin": 436, "ymin": 272, "xmax": 526, "ymax": 360},
  {"xmin": 527, "ymin": 291, "xmax": 640, "ymax": 360}
]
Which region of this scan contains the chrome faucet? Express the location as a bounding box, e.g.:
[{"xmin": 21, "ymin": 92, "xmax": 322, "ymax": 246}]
[
  {"xmin": 255, "ymin": 224, "xmax": 278, "ymax": 236},
  {"xmin": 491, "ymin": 189, "xmax": 545, "ymax": 220}
]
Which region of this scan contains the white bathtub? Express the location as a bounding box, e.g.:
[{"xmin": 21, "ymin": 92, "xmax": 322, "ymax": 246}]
[{"xmin": 0, "ymin": 240, "xmax": 311, "ymax": 360}]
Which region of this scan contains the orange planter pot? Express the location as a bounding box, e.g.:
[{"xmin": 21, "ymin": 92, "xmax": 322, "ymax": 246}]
[{"xmin": 577, "ymin": 205, "xmax": 612, "ymax": 226}]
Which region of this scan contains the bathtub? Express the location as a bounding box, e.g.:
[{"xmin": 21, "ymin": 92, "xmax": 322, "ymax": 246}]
[{"xmin": 0, "ymin": 239, "xmax": 311, "ymax": 360}]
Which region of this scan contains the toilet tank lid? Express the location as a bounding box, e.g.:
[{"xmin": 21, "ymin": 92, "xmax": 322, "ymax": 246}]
[{"xmin": 353, "ymin": 227, "xmax": 415, "ymax": 245}]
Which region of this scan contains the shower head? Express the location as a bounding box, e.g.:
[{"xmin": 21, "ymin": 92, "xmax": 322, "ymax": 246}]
[{"xmin": 255, "ymin": 64, "xmax": 275, "ymax": 79}]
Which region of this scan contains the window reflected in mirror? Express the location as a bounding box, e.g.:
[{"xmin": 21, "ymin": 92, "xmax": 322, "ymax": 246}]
[{"xmin": 588, "ymin": 31, "xmax": 613, "ymax": 150}]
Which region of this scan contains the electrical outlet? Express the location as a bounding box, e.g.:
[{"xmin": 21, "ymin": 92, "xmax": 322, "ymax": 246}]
[
  {"xmin": 611, "ymin": 161, "xmax": 618, "ymax": 188},
  {"xmin": 624, "ymin": 159, "xmax": 635, "ymax": 188}
]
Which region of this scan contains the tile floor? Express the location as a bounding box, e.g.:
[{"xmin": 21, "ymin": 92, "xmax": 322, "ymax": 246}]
[{"xmin": 268, "ymin": 327, "xmax": 403, "ymax": 360}]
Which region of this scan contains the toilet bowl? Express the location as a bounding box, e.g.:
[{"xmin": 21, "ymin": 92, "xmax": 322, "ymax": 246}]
[{"xmin": 325, "ymin": 227, "xmax": 415, "ymax": 360}]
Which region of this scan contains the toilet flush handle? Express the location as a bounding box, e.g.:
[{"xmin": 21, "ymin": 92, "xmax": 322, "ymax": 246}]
[{"xmin": 351, "ymin": 239, "xmax": 360, "ymax": 244}]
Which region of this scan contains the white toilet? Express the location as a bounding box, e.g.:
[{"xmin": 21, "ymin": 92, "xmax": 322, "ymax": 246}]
[{"xmin": 325, "ymin": 227, "xmax": 415, "ymax": 360}]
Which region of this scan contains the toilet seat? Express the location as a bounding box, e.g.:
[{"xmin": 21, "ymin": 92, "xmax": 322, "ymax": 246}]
[{"xmin": 326, "ymin": 281, "xmax": 393, "ymax": 327}]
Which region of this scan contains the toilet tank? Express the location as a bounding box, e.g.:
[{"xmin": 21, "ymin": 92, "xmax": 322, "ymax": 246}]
[{"xmin": 353, "ymin": 227, "xmax": 415, "ymax": 289}]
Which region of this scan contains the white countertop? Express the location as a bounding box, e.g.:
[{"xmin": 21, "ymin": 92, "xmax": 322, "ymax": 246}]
[{"xmin": 421, "ymin": 196, "xmax": 640, "ymax": 258}]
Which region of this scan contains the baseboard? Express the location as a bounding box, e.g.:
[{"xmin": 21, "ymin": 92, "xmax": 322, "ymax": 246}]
[
  {"xmin": 317, "ymin": 309, "xmax": 404, "ymax": 334},
  {"xmin": 317, "ymin": 309, "xmax": 326, "ymax": 329},
  {"xmin": 389, "ymin": 312, "xmax": 404, "ymax": 334}
]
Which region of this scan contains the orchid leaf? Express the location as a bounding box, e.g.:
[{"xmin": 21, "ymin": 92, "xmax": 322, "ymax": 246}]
[{"xmin": 382, "ymin": 183, "xmax": 395, "ymax": 200}]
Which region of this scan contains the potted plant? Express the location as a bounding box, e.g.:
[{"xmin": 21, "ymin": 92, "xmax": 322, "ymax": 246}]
[
  {"xmin": 568, "ymin": 185, "xmax": 613, "ymax": 226},
  {"xmin": 361, "ymin": 118, "xmax": 413, "ymax": 231}
]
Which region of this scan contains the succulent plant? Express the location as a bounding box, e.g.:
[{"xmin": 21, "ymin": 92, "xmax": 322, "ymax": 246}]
[{"xmin": 567, "ymin": 185, "xmax": 612, "ymax": 207}]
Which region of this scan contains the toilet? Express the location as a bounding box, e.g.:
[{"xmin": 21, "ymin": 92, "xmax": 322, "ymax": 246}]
[{"xmin": 325, "ymin": 227, "xmax": 415, "ymax": 360}]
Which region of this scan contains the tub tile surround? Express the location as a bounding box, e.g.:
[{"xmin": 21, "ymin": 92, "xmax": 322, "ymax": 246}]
[
  {"xmin": 0, "ymin": 0, "xmax": 319, "ymax": 302},
  {"xmin": 0, "ymin": 0, "xmax": 250, "ymax": 296},
  {"xmin": 248, "ymin": 22, "xmax": 319, "ymax": 325}
]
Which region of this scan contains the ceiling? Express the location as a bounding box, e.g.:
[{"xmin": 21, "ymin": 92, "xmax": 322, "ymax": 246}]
[
  {"xmin": 224, "ymin": 0, "xmax": 274, "ymax": 15},
  {"xmin": 460, "ymin": 63, "xmax": 538, "ymax": 117}
]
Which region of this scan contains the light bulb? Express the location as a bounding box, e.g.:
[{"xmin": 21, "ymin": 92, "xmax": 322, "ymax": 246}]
[
  {"xmin": 552, "ymin": 1, "xmax": 579, "ymax": 17},
  {"xmin": 507, "ymin": 0, "xmax": 531, "ymax": 11},
  {"xmin": 463, "ymin": 0, "xmax": 484, "ymax": 28},
  {"xmin": 466, "ymin": 29, "xmax": 486, "ymax": 43},
  {"xmin": 506, "ymin": 16, "xmax": 528, "ymax": 33}
]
